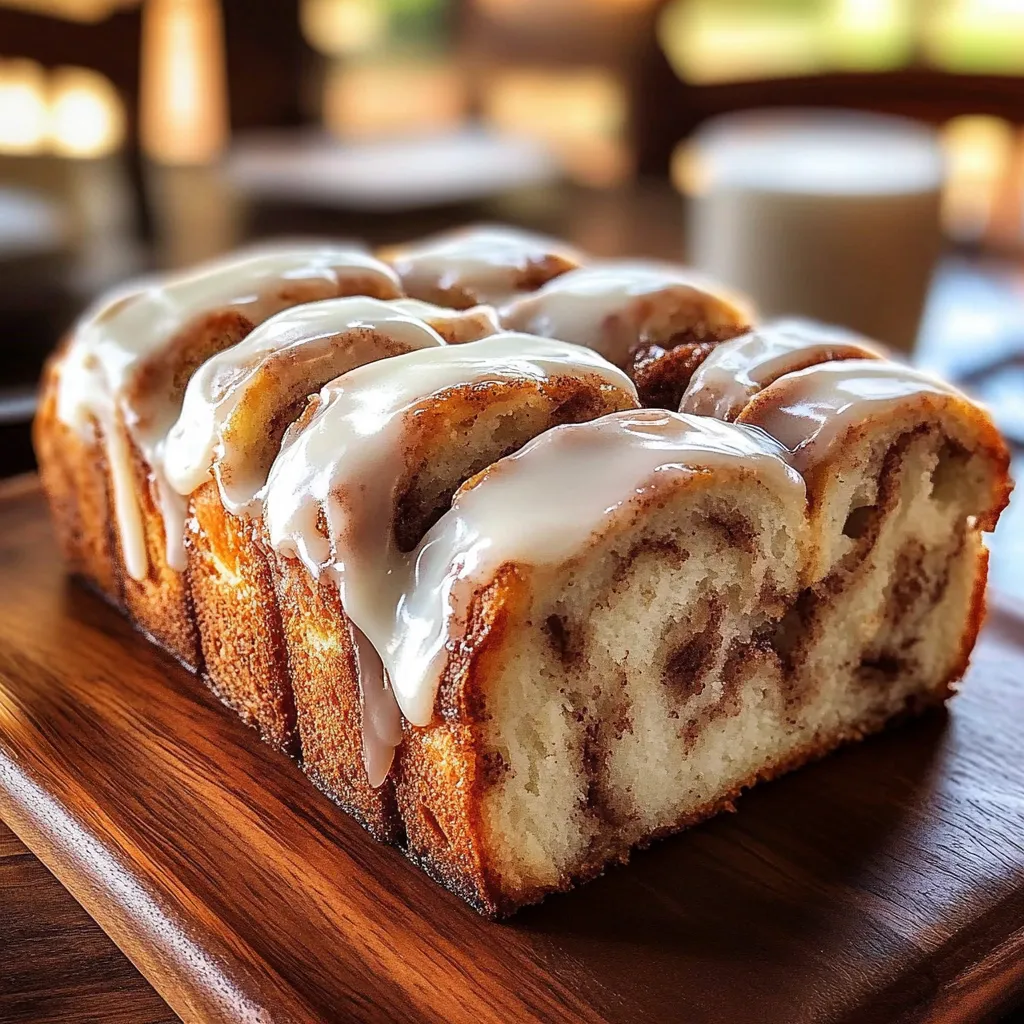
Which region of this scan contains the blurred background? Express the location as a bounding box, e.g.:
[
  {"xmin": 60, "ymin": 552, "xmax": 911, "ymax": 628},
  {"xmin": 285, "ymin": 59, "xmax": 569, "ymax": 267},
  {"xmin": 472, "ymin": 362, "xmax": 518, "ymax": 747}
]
[{"xmin": 0, "ymin": 0, "xmax": 1022, "ymax": 592}]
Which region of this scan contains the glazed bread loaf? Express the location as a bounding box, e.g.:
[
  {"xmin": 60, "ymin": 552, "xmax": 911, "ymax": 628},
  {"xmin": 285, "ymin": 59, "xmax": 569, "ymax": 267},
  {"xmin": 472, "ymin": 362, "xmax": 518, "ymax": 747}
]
[{"xmin": 34, "ymin": 228, "xmax": 1011, "ymax": 916}]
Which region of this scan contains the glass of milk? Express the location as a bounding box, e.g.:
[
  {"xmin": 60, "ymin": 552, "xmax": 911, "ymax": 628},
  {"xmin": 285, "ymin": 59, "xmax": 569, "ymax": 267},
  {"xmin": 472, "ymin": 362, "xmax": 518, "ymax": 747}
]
[{"xmin": 684, "ymin": 110, "xmax": 945, "ymax": 353}]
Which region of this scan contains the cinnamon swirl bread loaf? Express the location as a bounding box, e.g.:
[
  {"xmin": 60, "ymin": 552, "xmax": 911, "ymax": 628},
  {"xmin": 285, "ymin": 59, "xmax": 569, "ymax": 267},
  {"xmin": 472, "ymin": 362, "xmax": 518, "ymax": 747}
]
[{"xmin": 34, "ymin": 229, "xmax": 1012, "ymax": 916}]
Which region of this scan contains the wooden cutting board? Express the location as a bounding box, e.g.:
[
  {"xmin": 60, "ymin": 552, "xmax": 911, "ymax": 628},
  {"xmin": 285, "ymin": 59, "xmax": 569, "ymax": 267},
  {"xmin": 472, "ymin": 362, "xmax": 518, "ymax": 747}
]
[{"xmin": 1, "ymin": 475, "xmax": 1023, "ymax": 1024}]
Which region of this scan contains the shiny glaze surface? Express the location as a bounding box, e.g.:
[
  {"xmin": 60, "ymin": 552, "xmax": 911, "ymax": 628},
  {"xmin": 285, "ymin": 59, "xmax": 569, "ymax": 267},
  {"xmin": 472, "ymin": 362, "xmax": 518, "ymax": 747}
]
[
  {"xmin": 164, "ymin": 297, "xmax": 448, "ymax": 514},
  {"xmin": 385, "ymin": 225, "xmax": 581, "ymax": 305},
  {"xmin": 738, "ymin": 358, "xmax": 966, "ymax": 471},
  {"xmin": 500, "ymin": 261, "xmax": 751, "ymax": 366},
  {"xmin": 679, "ymin": 320, "xmax": 881, "ymax": 421},
  {"xmin": 55, "ymin": 247, "xmax": 400, "ymax": 580}
]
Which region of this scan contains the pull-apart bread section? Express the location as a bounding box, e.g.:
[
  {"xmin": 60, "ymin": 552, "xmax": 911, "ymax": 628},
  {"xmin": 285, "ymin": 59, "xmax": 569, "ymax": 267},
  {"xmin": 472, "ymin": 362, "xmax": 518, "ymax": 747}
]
[
  {"xmin": 35, "ymin": 229, "xmax": 1012, "ymax": 917},
  {"xmin": 382, "ymin": 411, "xmax": 810, "ymax": 912},
  {"xmin": 501, "ymin": 261, "xmax": 754, "ymax": 408},
  {"xmin": 262, "ymin": 335, "xmax": 638, "ymax": 836},
  {"xmin": 737, "ymin": 358, "xmax": 1009, "ymax": 714},
  {"xmin": 163, "ymin": 297, "xmax": 501, "ymax": 750},
  {"xmin": 35, "ymin": 246, "xmax": 404, "ymax": 668}
]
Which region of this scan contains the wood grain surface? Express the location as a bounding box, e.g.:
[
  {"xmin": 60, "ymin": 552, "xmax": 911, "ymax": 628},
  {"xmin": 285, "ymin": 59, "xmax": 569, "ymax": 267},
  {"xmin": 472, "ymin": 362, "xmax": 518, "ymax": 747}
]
[
  {"xmin": 1, "ymin": 475, "xmax": 1023, "ymax": 1024},
  {"xmin": 0, "ymin": 818, "xmax": 176, "ymax": 1024}
]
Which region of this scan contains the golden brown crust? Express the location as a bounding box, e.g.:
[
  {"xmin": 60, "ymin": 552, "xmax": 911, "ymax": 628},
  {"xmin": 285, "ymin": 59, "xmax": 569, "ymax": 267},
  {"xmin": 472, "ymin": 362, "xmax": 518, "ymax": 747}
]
[
  {"xmin": 113, "ymin": 310, "xmax": 261, "ymax": 671},
  {"xmin": 34, "ymin": 348, "xmax": 121, "ymax": 606},
  {"xmin": 188, "ymin": 481, "xmax": 296, "ymax": 751},
  {"xmin": 943, "ymin": 545, "xmax": 990, "ymax": 698},
  {"xmin": 114, "ymin": 431, "xmax": 200, "ymax": 668},
  {"xmin": 272, "ymin": 552, "xmax": 401, "ymax": 842},
  {"xmin": 395, "ymin": 565, "xmax": 529, "ymax": 914}
]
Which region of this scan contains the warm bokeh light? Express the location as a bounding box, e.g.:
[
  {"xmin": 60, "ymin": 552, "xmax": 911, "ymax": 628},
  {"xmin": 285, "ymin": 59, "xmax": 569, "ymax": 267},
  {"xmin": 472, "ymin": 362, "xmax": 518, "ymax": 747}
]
[
  {"xmin": 322, "ymin": 58, "xmax": 465, "ymax": 139},
  {"xmin": 658, "ymin": 0, "xmax": 913, "ymax": 85},
  {"xmin": 825, "ymin": 0, "xmax": 913, "ymax": 71},
  {"xmin": 300, "ymin": 0, "xmax": 388, "ymax": 56},
  {"xmin": 482, "ymin": 67, "xmax": 630, "ymax": 187},
  {"xmin": 140, "ymin": 0, "xmax": 229, "ymax": 165},
  {"xmin": 924, "ymin": 0, "xmax": 1024, "ymax": 74},
  {"xmin": 48, "ymin": 66, "xmax": 126, "ymax": 158},
  {"xmin": 658, "ymin": 0, "xmax": 822, "ymax": 85},
  {"xmin": 940, "ymin": 115, "xmax": 1015, "ymax": 241},
  {"xmin": 0, "ymin": 59, "xmax": 49, "ymax": 155},
  {"xmin": 474, "ymin": 0, "xmax": 657, "ymax": 17},
  {"xmin": 669, "ymin": 138, "xmax": 702, "ymax": 197},
  {"xmin": 0, "ymin": 0, "xmax": 139, "ymax": 21}
]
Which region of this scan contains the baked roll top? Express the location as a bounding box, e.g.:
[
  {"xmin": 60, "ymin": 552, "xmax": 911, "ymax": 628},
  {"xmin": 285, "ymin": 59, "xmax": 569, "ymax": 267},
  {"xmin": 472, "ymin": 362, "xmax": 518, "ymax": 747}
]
[
  {"xmin": 679, "ymin": 320, "xmax": 882, "ymax": 421},
  {"xmin": 163, "ymin": 297, "xmax": 492, "ymax": 515},
  {"xmin": 380, "ymin": 225, "xmax": 582, "ymax": 308},
  {"xmin": 738, "ymin": 359, "xmax": 1011, "ymax": 585},
  {"xmin": 500, "ymin": 261, "xmax": 753, "ymax": 409}
]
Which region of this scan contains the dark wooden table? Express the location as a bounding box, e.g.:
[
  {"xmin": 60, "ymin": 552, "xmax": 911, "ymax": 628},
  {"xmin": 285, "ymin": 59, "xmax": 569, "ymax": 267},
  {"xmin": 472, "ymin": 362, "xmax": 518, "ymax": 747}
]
[{"xmin": 0, "ymin": 818, "xmax": 175, "ymax": 1024}]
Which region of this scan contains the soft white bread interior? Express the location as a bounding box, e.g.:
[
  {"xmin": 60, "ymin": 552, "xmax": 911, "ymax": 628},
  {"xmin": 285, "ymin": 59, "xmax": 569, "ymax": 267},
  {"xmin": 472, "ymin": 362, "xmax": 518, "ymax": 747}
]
[
  {"xmin": 395, "ymin": 378, "xmax": 1010, "ymax": 913},
  {"xmin": 739, "ymin": 360, "xmax": 1011, "ymax": 744},
  {"xmin": 394, "ymin": 411, "xmax": 810, "ymax": 910}
]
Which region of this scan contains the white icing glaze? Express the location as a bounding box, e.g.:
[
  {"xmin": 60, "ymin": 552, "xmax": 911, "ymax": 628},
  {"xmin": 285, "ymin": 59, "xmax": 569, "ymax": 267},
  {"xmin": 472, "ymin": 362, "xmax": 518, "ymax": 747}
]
[
  {"xmin": 386, "ymin": 225, "xmax": 581, "ymax": 305},
  {"xmin": 164, "ymin": 297, "xmax": 448, "ymax": 515},
  {"xmin": 387, "ymin": 297, "xmax": 498, "ymax": 323},
  {"xmin": 262, "ymin": 334, "xmax": 637, "ymax": 782},
  {"xmin": 679, "ymin": 320, "xmax": 882, "ymax": 421},
  {"xmin": 499, "ymin": 260, "xmax": 752, "ymax": 367},
  {"xmin": 56, "ymin": 246, "xmax": 400, "ymax": 580},
  {"xmin": 737, "ymin": 358, "xmax": 966, "ymax": 472}
]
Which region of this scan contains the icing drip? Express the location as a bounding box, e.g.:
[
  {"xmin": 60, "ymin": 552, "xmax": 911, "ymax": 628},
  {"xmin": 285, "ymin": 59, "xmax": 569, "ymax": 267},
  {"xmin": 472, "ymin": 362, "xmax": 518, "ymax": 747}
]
[
  {"xmin": 384, "ymin": 225, "xmax": 581, "ymax": 306},
  {"xmin": 164, "ymin": 297, "xmax": 448, "ymax": 515},
  {"xmin": 346, "ymin": 619, "xmax": 404, "ymax": 787},
  {"xmin": 680, "ymin": 320, "xmax": 882, "ymax": 421},
  {"xmin": 262, "ymin": 334, "xmax": 637, "ymax": 782},
  {"xmin": 55, "ymin": 247, "xmax": 400, "ymax": 580},
  {"xmin": 499, "ymin": 260, "xmax": 752, "ymax": 367},
  {"xmin": 737, "ymin": 358, "xmax": 965, "ymax": 472}
]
